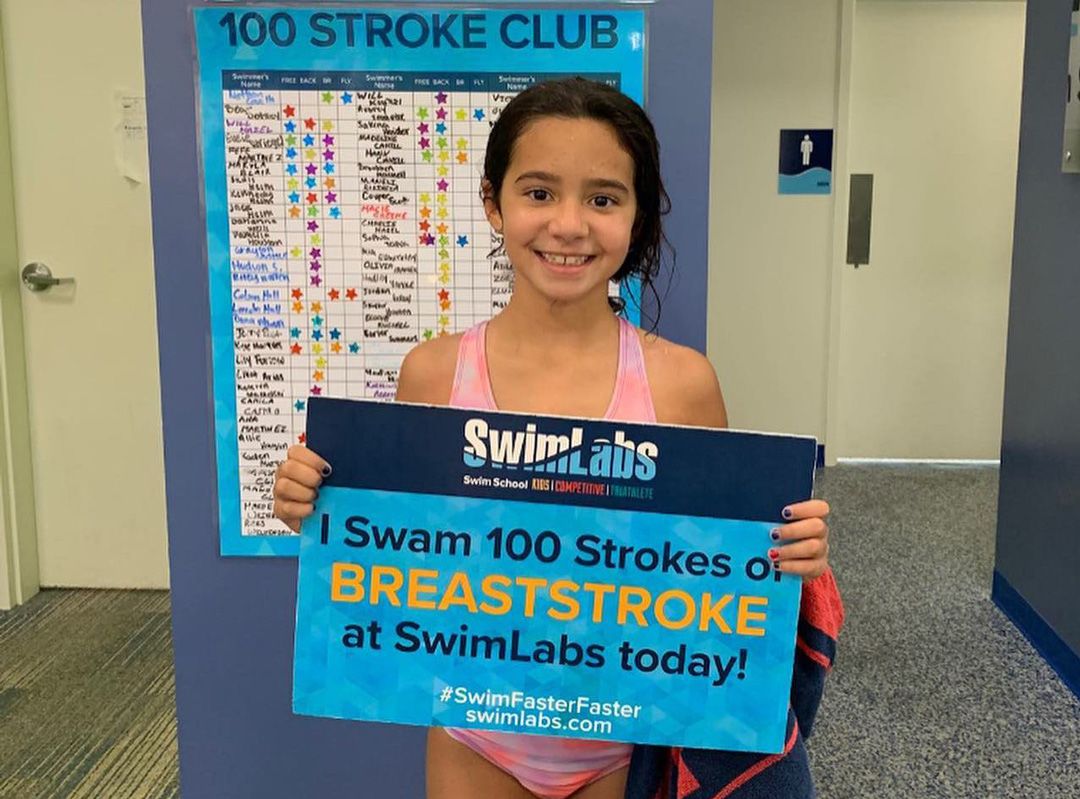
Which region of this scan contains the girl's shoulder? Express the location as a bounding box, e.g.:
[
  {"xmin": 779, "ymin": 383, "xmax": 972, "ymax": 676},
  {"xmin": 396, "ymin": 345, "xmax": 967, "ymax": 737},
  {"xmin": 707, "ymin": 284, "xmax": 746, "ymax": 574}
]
[
  {"xmin": 636, "ymin": 328, "xmax": 728, "ymax": 429},
  {"xmin": 395, "ymin": 332, "xmax": 464, "ymax": 405}
]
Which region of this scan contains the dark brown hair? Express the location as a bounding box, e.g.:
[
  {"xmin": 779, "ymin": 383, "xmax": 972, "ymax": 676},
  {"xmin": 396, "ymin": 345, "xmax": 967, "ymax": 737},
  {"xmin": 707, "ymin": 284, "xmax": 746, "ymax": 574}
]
[{"xmin": 482, "ymin": 77, "xmax": 673, "ymax": 326}]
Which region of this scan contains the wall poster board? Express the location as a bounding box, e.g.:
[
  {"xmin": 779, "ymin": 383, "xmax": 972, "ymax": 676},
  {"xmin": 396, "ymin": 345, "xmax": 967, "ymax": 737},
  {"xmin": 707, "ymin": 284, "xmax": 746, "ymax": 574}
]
[{"xmin": 192, "ymin": 6, "xmax": 648, "ymax": 555}]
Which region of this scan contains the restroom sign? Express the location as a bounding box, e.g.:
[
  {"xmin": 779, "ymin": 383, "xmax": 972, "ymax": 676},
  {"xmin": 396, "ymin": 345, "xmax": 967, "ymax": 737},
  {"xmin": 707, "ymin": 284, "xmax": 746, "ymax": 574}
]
[{"xmin": 779, "ymin": 129, "xmax": 834, "ymax": 195}]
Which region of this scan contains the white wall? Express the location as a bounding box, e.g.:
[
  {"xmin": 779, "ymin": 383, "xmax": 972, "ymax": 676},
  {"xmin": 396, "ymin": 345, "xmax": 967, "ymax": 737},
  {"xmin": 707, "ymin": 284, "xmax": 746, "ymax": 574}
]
[{"xmin": 707, "ymin": 0, "xmax": 841, "ymax": 440}]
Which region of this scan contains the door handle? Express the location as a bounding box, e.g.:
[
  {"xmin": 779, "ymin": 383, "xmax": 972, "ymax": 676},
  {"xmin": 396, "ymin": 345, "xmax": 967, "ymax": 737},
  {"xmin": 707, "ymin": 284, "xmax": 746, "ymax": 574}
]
[{"xmin": 21, "ymin": 262, "xmax": 74, "ymax": 292}]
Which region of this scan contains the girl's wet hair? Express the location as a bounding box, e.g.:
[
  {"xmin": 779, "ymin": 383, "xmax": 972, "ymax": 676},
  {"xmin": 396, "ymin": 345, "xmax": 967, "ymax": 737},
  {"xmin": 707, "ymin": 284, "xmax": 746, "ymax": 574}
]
[{"xmin": 482, "ymin": 77, "xmax": 673, "ymax": 327}]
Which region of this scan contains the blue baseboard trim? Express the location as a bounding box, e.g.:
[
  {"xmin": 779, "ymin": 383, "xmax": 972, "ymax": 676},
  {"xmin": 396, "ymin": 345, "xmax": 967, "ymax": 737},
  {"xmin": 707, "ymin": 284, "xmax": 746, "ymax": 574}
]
[
  {"xmin": 816, "ymin": 444, "xmax": 825, "ymax": 468},
  {"xmin": 991, "ymin": 570, "xmax": 1080, "ymax": 700}
]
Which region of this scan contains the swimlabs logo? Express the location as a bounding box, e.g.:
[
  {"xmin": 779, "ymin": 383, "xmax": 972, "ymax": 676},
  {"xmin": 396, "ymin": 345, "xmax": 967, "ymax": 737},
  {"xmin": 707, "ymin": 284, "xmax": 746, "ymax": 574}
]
[{"xmin": 462, "ymin": 418, "xmax": 657, "ymax": 481}]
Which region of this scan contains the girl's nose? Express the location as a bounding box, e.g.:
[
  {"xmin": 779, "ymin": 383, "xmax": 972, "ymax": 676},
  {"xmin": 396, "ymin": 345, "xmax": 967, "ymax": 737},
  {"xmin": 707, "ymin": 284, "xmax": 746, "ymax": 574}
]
[{"xmin": 549, "ymin": 201, "xmax": 588, "ymax": 238}]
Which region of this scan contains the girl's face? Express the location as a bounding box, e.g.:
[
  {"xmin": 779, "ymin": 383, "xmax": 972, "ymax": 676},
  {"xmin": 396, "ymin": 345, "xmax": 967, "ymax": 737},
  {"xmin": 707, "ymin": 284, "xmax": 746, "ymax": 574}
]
[{"xmin": 485, "ymin": 116, "xmax": 637, "ymax": 309}]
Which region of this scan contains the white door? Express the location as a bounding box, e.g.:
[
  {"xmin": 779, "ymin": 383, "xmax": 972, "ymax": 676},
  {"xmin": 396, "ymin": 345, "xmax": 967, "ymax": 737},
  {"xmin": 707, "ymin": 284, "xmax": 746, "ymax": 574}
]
[
  {"xmin": 1, "ymin": 0, "xmax": 168, "ymax": 593},
  {"xmin": 829, "ymin": 0, "xmax": 1026, "ymax": 460}
]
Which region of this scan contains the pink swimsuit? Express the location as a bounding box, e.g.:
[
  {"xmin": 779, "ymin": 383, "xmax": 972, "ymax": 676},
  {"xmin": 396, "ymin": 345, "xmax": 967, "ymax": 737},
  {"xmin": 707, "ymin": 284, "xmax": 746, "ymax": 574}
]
[{"xmin": 445, "ymin": 317, "xmax": 656, "ymax": 799}]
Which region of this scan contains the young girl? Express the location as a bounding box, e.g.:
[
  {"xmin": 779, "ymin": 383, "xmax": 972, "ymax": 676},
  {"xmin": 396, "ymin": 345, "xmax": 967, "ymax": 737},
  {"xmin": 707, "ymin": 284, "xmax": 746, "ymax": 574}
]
[{"xmin": 273, "ymin": 78, "xmax": 836, "ymax": 799}]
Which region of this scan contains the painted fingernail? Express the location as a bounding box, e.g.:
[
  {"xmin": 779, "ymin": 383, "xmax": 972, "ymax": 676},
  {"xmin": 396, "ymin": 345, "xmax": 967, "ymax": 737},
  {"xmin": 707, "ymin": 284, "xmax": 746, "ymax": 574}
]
[
  {"xmin": 321, "ymin": 465, "xmax": 332, "ymax": 477},
  {"xmin": 770, "ymin": 529, "xmax": 781, "ymax": 541},
  {"xmin": 768, "ymin": 548, "xmax": 779, "ymax": 560},
  {"xmin": 782, "ymin": 507, "xmax": 793, "ymax": 519}
]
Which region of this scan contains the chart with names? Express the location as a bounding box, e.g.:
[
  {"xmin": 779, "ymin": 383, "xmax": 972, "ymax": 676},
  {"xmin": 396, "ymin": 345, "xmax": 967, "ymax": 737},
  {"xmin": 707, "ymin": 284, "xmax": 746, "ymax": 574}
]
[{"xmin": 223, "ymin": 70, "xmax": 622, "ymax": 539}]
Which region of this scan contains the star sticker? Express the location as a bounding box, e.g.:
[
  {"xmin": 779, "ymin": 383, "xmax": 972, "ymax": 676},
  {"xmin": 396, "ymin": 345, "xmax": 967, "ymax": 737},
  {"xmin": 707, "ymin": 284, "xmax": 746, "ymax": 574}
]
[
  {"xmin": 305, "ymin": 177, "xmax": 317, "ymax": 188},
  {"xmin": 290, "ymin": 327, "xmax": 301, "ymax": 338},
  {"xmin": 437, "ymin": 194, "xmax": 447, "ymax": 205},
  {"xmin": 290, "ymin": 343, "xmax": 302, "ymax": 355},
  {"xmin": 323, "ymin": 134, "xmax": 334, "ymax": 146},
  {"xmin": 284, "ymin": 105, "xmax": 296, "ymax": 117},
  {"xmin": 307, "ymin": 221, "xmax": 319, "ymax": 232},
  {"xmin": 306, "ymin": 163, "xmax": 318, "ymax": 175},
  {"xmin": 303, "ymin": 134, "xmax": 315, "ymax": 147},
  {"xmin": 289, "ymin": 206, "xmax": 301, "ymax": 219},
  {"xmin": 437, "ymin": 165, "xmax": 449, "ymax": 177},
  {"xmin": 417, "ymin": 107, "xmax": 429, "ymax": 120},
  {"xmin": 419, "ymin": 193, "xmax": 431, "ymax": 203},
  {"xmin": 329, "ymin": 328, "xmax": 341, "ymax": 340},
  {"xmin": 328, "ymin": 288, "xmax": 340, "ymax": 300},
  {"xmin": 436, "ymin": 108, "xmax": 447, "ymax": 120},
  {"xmin": 306, "ymin": 192, "xmax": 318, "ymax": 204},
  {"xmin": 418, "ymin": 123, "xmax": 430, "ymax": 135},
  {"xmin": 287, "ymin": 178, "xmax": 300, "ymax": 190},
  {"xmin": 349, "ymin": 342, "xmax": 360, "ymax": 353},
  {"xmin": 315, "ymin": 356, "xmax": 326, "ymax": 368},
  {"xmin": 307, "ymin": 205, "xmax": 318, "ymax": 218},
  {"xmin": 438, "ymin": 248, "xmax": 450, "ymax": 259},
  {"xmin": 304, "ymin": 117, "xmax": 316, "ymax": 130},
  {"xmin": 285, "ymin": 135, "xmax": 297, "ymax": 146},
  {"xmin": 310, "ymin": 247, "xmax": 322, "ymax": 258},
  {"xmin": 284, "ymin": 121, "xmax": 296, "ymax": 133},
  {"xmin": 423, "ymin": 330, "xmax": 433, "ymax": 341},
  {"xmin": 294, "ymin": 400, "xmax": 306, "ymax": 411},
  {"xmin": 289, "ymin": 192, "xmax": 301, "ymax": 204},
  {"xmin": 440, "ymin": 299, "xmax": 451, "ymax": 311},
  {"xmin": 421, "ymin": 150, "xmax": 433, "ymax": 163},
  {"xmin": 438, "ymin": 289, "xmax": 450, "ymax": 301},
  {"xmin": 435, "ymin": 122, "xmax": 447, "ymax": 135},
  {"xmin": 312, "ymin": 315, "xmax": 323, "ymax": 326},
  {"xmin": 457, "ymin": 235, "xmax": 469, "ymax": 247},
  {"xmin": 329, "ymin": 207, "xmax": 341, "ymax": 219},
  {"xmin": 435, "ymin": 91, "xmax": 448, "ymax": 104},
  {"xmin": 292, "ymin": 301, "xmax": 303, "ymax": 313},
  {"xmin": 437, "ymin": 179, "xmax": 449, "ymax": 192},
  {"xmin": 420, "ymin": 207, "xmax": 432, "ymax": 219},
  {"xmin": 474, "ymin": 108, "xmax": 485, "ymax": 121},
  {"xmin": 419, "ymin": 220, "xmax": 431, "ymax": 232},
  {"xmin": 312, "ymin": 343, "xmax": 323, "ymax": 354},
  {"xmin": 437, "ymin": 137, "xmax": 448, "ymax": 149},
  {"xmin": 291, "ymin": 288, "xmax": 303, "ymax": 299},
  {"xmin": 438, "ymin": 275, "xmax": 450, "ymax": 286},
  {"xmin": 324, "ymin": 163, "xmax": 335, "ymax": 174},
  {"xmin": 311, "ymin": 234, "xmax": 321, "ymax": 245},
  {"xmin": 313, "ymin": 370, "xmax": 324, "ymax": 381},
  {"xmin": 438, "ymin": 315, "xmax": 450, "ymax": 326},
  {"xmin": 286, "ymin": 164, "xmax": 298, "ymax": 176},
  {"xmin": 322, "ymin": 91, "xmax": 333, "ymax": 103},
  {"xmin": 341, "ymin": 92, "xmax": 352, "ymax": 104},
  {"xmin": 438, "ymin": 235, "xmax": 450, "ymax": 247},
  {"xmin": 310, "ymin": 385, "xmax": 322, "ymax": 396},
  {"xmin": 310, "ymin": 274, "xmax": 322, "ymax": 286},
  {"xmin": 322, "ymin": 120, "xmax": 333, "ymax": 131},
  {"xmin": 437, "ymin": 207, "xmax": 448, "ymax": 219},
  {"xmin": 323, "ymin": 149, "xmax": 334, "ymax": 161},
  {"xmin": 455, "ymin": 109, "xmax": 466, "ymax": 121},
  {"xmin": 456, "ymin": 138, "xmax": 468, "ymax": 150},
  {"xmin": 331, "ymin": 342, "xmax": 342, "ymax": 353},
  {"xmin": 346, "ymin": 288, "xmax": 358, "ymax": 300},
  {"xmin": 323, "ymin": 177, "xmax": 335, "ymax": 189},
  {"xmin": 421, "ymin": 233, "xmax": 435, "ymax": 246},
  {"xmin": 435, "ymin": 222, "xmax": 447, "ymax": 235},
  {"xmin": 419, "ymin": 137, "xmax": 430, "ymax": 149},
  {"xmin": 304, "ymin": 149, "xmax": 316, "ymax": 161},
  {"xmin": 298, "ymin": 432, "xmax": 306, "ymax": 444},
  {"xmin": 312, "ymin": 330, "xmax": 323, "ymax": 342},
  {"xmin": 311, "ymin": 301, "xmax": 322, "ymax": 313},
  {"xmin": 438, "ymin": 150, "xmax": 450, "ymax": 163},
  {"xmin": 456, "ymin": 152, "xmax": 468, "ymax": 164}
]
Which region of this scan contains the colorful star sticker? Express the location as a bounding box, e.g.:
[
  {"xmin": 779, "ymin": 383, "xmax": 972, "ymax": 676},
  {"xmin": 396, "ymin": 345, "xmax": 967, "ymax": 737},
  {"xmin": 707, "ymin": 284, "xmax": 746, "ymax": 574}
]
[
  {"xmin": 310, "ymin": 247, "xmax": 322, "ymax": 258},
  {"xmin": 304, "ymin": 117, "xmax": 316, "ymax": 130},
  {"xmin": 438, "ymin": 151, "xmax": 449, "ymax": 163},
  {"xmin": 323, "ymin": 149, "xmax": 334, "ymax": 161},
  {"xmin": 289, "ymin": 206, "xmax": 301, "ymax": 219},
  {"xmin": 457, "ymin": 235, "xmax": 469, "ymax": 247},
  {"xmin": 456, "ymin": 138, "xmax": 468, "ymax": 150},
  {"xmin": 436, "ymin": 222, "xmax": 448, "ymax": 235},
  {"xmin": 437, "ymin": 207, "xmax": 448, "ymax": 219},
  {"xmin": 419, "ymin": 193, "xmax": 431, "ymax": 203},
  {"xmin": 306, "ymin": 164, "xmax": 318, "ymax": 175},
  {"xmin": 419, "ymin": 137, "xmax": 430, "ymax": 149},
  {"xmin": 328, "ymin": 288, "xmax": 340, "ymax": 300},
  {"xmin": 310, "ymin": 274, "xmax": 322, "ymax": 286},
  {"xmin": 421, "ymin": 233, "xmax": 435, "ymax": 246},
  {"xmin": 346, "ymin": 288, "xmax": 358, "ymax": 300},
  {"xmin": 440, "ymin": 299, "xmax": 451, "ymax": 311},
  {"xmin": 310, "ymin": 301, "xmax": 322, "ymax": 313},
  {"xmin": 437, "ymin": 165, "xmax": 449, "ymax": 177},
  {"xmin": 292, "ymin": 301, "xmax": 303, "ymax": 313},
  {"xmin": 286, "ymin": 164, "xmax": 298, "ymax": 176},
  {"xmin": 312, "ymin": 315, "xmax": 323, "ymax": 326},
  {"xmin": 322, "ymin": 91, "xmax": 333, "ymax": 103},
  {"xmin": 322, "ymin": 120, "xmax": 333, "ymax": 131},
  {"xmin": 315, "ymin": 356, "xmax": 326, "ymax": 368},
  {"xmin": 438, "ymin": 235, "xmax": 450, "ymax": 247},
  {"xmin": 284, "ymin": 105, "xmax": 296, "ymax": 117},
  {"xmin": 313, "ymin": 370, "xmax": 324, "ymax": 381},
  {"xmin": 422, "ymin": 330, "xmax": 433, "ymax": 341},
  {"xmin": 307, "ymin": 206, "xmax": 318, "ymax": 218},
  {"xmin": 304, "ymin": 149, "xmax": 316, "ymax": 161},
  {"xmin": 457, "ymin": 152, "xmax": 468, "ymax": 164},
  {"xmin": 290, "ymin": 327, "xmax": 301, "ymax": 338},
  {"xmin": 324, "ymin": 163, "xmax": 335, "ymax": 174},
  {"xmin": 418, "ymin": 122, "xmax": 429, "ymax": 134},
  {"xmin": 294, "ymin": 400, "xmax": 306, "ymax": 411},
  {"xmin": 312, "ymin": 343, "xmax": 323, "ymax": 354},
  {"xmin": 437, "ymin": 137, "xmax": 448, "ymax": 149},
  {"xmin": 307, "ymin": 221, "xmax": 319, "ymax": 232},
  {"xmin": 289, "ymin": 192, "xmax": 301, "ymax": 204},
  {"xmin": 438, "ymin": 289, "xmax": 450, "ymax": 301},
  {"xmin": 303, "ymin": 134, "xmax": 315, "ymax": 147},
  {"xmin": 456, "ymin": 109, "xmax": 466, "ymax": 121},
  {"xmin": 305, "ymin": 177, "xmax": 317, "ymax": 188},
  {"xmin": 419, "ymin": 220, "xmax": 431, "ymax": 232},
  {"xmin": 311, "ymin": 234, "xmax": 321, "ymax": 245},
  {"xmin": 323, "ymin": 177, "xmax": 335, "ymax": 189},
  {"xmin": 435, "ymin": 122, "xmax": 447, "ymax": 135},
  {"xmin": 329, "ymin": 207, "xmax": 341, "ymax": 219},
  {"xmin": 285, "ymin": 148, "xmax": 297, "ymax": 159},
  {"xmin": 420, "ymin": 206, "xmax": 432, "ymax": 219},
  {"xmin": 436, "ymin": 108, "xmax": 447, "ymax": 120},
  {"xmin": 437, "ymin": 194, "xmax": 447, "ymax": 205},
  {"xmin": 291, "ymin": 288, "xmax": 303, "ymax": 299},
  {"xmin": 284, "ymin": 121, "xmax": 296, "ymax": 132},
  {"xmin": 417, "ymin": 107, "xmax": 429, "ymax": 120},
  {"xmin": 329, "ymin": 328, "xmax": 341, "ymax": 340},
  {"xmin": 421, "ymin": 150, "xmax": 433, "ymax": 163},
  {"xmin": 438, "ymin": 315, "xmax": 450, "ymax": 326},
  {"xmin": 474, "ymin": 108, "xmax": 485, "ymax": 121},
  {"xmin": 306, "ymin": 192, "xmax": 317, "ymax": 204},
  {"xmin": 287, "ymin": 178, "xmax": 300, "ymax": 190},
  {"xmin": 312, "ymin": 330, "xmax": 323, "ymax": 342},
  {"xmin": 331, "ymin": 342, "xmax": 342, "ymax": 353},
  {"xmin": 323, "ymin": 134, "xmax": 334, "ymax": 146},
  {"xmin": 435, "ymin": 91, "xmax": 448, "ymax": 104},
  {"xmin": 291, "ymin": 343, "xmax": 302, "ymax": 355},
  {"xmin": 437, "ymin": 179, "xmax": 449, "ymax": 192},
  {"xmin": 349, "ymin": 342, "xmax": 360, "ymax": 353},
  {"xmin": 341, "ymin": 92, "xmax": 353, "ymax": 104},
  {"xmin": 310, "ymin": 385, "xmax": 322, "ymax": 396}
]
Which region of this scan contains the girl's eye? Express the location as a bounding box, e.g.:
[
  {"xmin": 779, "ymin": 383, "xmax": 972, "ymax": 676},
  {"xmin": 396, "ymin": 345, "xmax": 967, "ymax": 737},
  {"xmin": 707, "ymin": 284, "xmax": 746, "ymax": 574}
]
[
  {"xmin": 526, "ymin": 189, "xmax": 551, "ymax": 202},
  {"xmin": 591, "ymin": 195, "xmax": 617, "ymax": 209}
]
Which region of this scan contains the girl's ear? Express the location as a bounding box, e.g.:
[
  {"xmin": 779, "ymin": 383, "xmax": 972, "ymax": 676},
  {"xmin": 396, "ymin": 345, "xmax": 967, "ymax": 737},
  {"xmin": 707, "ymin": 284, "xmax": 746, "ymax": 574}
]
[{"xmin": 481, "ymin": 179, "xmax": 503, "ymax": 233}]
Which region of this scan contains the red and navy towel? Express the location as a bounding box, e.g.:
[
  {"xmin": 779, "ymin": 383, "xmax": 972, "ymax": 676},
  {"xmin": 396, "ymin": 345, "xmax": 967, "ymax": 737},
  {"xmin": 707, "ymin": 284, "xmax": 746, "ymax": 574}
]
[{"xmin": 624, "ymin": 569, "xmax": 845, "ymax": 799}]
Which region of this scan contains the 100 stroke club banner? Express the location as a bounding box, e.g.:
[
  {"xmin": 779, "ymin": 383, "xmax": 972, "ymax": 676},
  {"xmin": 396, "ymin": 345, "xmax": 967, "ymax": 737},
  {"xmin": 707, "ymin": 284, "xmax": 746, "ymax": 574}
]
[{"xmin": 292, "ymin": 398, "xmax": 817, "ymax": 753}]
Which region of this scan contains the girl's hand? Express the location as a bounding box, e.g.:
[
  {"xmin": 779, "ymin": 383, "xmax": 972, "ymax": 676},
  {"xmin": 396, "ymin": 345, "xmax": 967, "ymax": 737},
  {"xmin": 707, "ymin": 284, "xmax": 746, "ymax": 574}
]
[
  {"xmin": 768, "ymin": 499, "xmax": 830, "ymax": 580},
  {"xmin": 272, "ymin": 445, "xmax": 331, "ymax": 533}
]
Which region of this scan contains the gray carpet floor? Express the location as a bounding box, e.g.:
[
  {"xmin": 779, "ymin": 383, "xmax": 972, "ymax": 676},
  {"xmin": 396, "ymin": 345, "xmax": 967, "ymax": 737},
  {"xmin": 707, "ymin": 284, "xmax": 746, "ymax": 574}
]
[{"xmin": 0, "ymin": 465, "xmax": 1077, "ymax": 798}]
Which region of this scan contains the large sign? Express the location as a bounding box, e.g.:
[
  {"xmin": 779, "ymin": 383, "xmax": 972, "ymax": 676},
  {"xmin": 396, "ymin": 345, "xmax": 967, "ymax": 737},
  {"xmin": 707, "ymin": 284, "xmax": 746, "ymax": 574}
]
[
  {"xmin": 192, "ymin": 6, "xmax": 647, "ymax": 554},
  {"xmin": 292, "ymin": 398, "xmax": 817, "ymax": 753}
]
